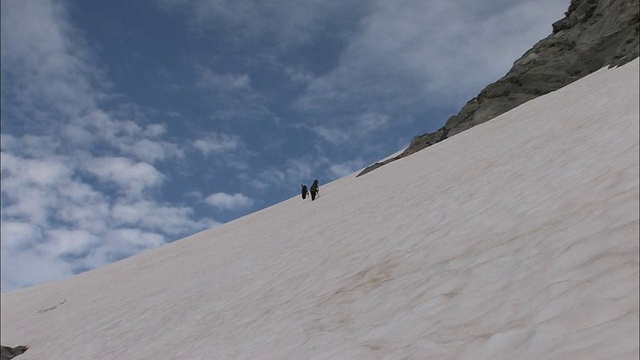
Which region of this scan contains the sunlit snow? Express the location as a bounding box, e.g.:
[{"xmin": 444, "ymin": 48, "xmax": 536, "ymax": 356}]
[{"xmin": 2, "ymin": 59, "xmax": 638, "ymax": 359}]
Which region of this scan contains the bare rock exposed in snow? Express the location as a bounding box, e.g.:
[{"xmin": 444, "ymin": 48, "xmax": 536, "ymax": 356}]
[
  {"xmin": 358, "ymin": 0, "xmax": 639, "ymax": 177},
  {"xmin": 0, "ymin": 346, "xmax": 28, "ymax": 360}
]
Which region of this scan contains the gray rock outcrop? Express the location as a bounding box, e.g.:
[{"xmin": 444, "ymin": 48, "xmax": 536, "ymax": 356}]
[
  {"xmin": 358, "ymin": 0, "xmax": 639, "ymax": 177},
  {"xmin": 0, "ymin": 346, "xmax": 28, "ymax": 360}
]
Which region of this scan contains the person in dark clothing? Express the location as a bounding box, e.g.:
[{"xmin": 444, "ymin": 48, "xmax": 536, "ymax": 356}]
[
  {"xmin": 301, "ymin": 184, "xmax": 309, "ymax": 199},
  {"xmin": 310, "ymin": 179, "xmax": 319, "ymax": 201}
]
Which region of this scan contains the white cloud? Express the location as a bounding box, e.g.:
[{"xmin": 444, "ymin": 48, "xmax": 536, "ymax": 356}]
[
  {"xmin": 313, "ymin": 126, "xmax": 352, "ymax": 145},
  {"xmin": 0, "ymin": 221, "xmax": 43, "ymax": 251},
  {"xmin": 107, "ymin": 228, "xmax": 165, "ymax": 251},
  {"xmin": 1, "ymin": 152, "xmax": 75, "ymax": 225},
  {"xmin": 193, "ymin": 133, "xmax": 241, "ymax": 156},
  {"xmin": 0, "ymin": 0, "xmax": 237, "ymax": 292},
  {"xmin": 162, "ymin": 0, "xmax": 352, "ymax": 48},
  {"xmin": 205, "ymin": 192, "xmax": 254, "ymax": 211},
  {"xmin": 329, "ymin": 158, "xmax": 366, "ymax": 178},
  {"xmin": 294, "ymin": 0, "xmax": 569, "ymax": 127},
  {"xmin": 284, "ymin": 158, "xmax": 314, "ymax": 182},
  {"xmin": 1, "ymin": 138, "xmax": 214, "ymax": 291},
  {"xmin": 80, "ymin": 229, "xmax": 167, "ymax": 268},
  {"xmin": 284, "ymin": 66, "xmax": 315, "ymax": 85},
  {"xmin": 356, "ymin": 112, "xmax": 390, "ymax": 134},
  {"xmin": 145, "ymin": 123, "xmax": 168, "ymax": 137},
  {"xmin": 0, "ymin": 133, "xmax": 18, "ymax": 149},
  {"xmin": 111, "ymin": 200, "xmax": 219, "ymax": 235},
  {"xmin": 41, "ymin": 229, "xmax": 101, "ymax": 257},
  {"xmin": 196, "ymin": 65, "xmax": 252, "ymax": 91},
  {"xmin": 53, "ymin": 190, "xmax": 111, "ymax": 231},
  {"xmin": 128, "ymin": 138, "xmax": 177, "ymax": 164},
  {"xmin": 84, "ymin": 157, "xmax": 165, "ymax": 195},
  {"xmin": 243, "ymin": 169, "xmax": 286, "ymax": 191},
  {"xmin": 240, "ymin": 156, "xmax": 325, "ymax": 195},
  {"xmin": 1, "ymin": 152, "xmax": 71, "ymax": 187},
  {"xmin": 0, "ymin": 248, "xmax": 75, "ymax": 293},
  {"xmin": 65, "ymin": 111, "xmax": 184, "ymax": 164},
  {"xmin": 63, "ymin": 122, "xmax": 97, "ymax": 146},
  {"xmin": 1, "ymin": 0, "xmax": 103, "ymax": 121}
]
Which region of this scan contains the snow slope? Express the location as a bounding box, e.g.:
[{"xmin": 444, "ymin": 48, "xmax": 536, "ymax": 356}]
[{"xmin": 1, "ymin": 59, "xmax": 638, "ymax": 359}]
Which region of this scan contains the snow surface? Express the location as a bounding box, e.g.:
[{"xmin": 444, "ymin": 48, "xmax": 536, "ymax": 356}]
[{"xmin": 1, "ymin": 59, "xmax": 638, "ymax": 360}]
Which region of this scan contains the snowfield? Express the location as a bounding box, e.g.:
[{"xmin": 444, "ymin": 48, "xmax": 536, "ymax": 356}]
[{"xmin": 2, "ymin": 59, "xmax": 638, "ymax": 359}]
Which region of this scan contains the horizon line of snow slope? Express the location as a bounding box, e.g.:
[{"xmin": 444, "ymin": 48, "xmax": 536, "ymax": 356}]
[{"xmin": 1, "ymin": 59, "xmax": 638, "ymax": 359}]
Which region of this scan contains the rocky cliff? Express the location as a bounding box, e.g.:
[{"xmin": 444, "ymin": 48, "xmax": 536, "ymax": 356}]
[{"xmin": 358, "ymin": 0, "xmax": 639, "ymax": 177}]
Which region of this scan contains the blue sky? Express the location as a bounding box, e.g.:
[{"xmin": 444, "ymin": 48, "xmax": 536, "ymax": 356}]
[{"xmin": 1, "ymin": 0, "xmax": 569, "ymax": 292}]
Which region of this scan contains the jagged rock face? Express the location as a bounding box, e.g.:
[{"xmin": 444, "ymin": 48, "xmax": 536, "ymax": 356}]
[
  {"xmin": 0, "ymin": 346, "xmax": 29, "ymax": 360},
  {"xmin": 358, "ymin": 0, "xmax": 639, "ymax": 177}
]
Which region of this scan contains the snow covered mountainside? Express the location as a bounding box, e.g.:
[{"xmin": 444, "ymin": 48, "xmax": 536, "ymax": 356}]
[{"xmin": 1, "ymin": 59, "xmax": 638, "ymax": 359}]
